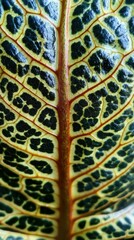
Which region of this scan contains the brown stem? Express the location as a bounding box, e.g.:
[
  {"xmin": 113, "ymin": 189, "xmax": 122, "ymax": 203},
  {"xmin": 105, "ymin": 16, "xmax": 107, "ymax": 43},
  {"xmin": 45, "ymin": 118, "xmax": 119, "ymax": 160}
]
[{"xmin": 57, "ymin": 0, "xmax": 71, "ymax": 239}]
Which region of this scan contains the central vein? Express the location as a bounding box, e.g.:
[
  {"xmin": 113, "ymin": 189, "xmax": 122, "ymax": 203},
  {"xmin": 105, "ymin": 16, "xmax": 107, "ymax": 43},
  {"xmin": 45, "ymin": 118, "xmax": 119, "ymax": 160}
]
[{"xmin": 57, "ymin": 0, "xmax": 71, "ymax": 239}]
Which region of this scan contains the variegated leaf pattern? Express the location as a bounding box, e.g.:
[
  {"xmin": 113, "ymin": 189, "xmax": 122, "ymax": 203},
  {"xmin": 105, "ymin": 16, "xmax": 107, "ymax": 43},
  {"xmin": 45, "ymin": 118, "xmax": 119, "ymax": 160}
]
[
  {"xmin": 0, "ymin": 0, "xmax": 61, "ymax": 239},
  {"xmin": 69, "ymin": 0, "xmax": 134, "ymax": 239},
  {"xmin": 0, "ymin": 0, "xmax": 134, "ymax": 240}
]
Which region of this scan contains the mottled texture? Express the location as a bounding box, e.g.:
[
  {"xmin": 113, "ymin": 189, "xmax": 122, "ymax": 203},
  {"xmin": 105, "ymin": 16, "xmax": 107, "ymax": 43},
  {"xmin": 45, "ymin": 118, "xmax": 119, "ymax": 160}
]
[{"xmin": 0, "ymin": 0, "xmax": 134, "ymax": 240}]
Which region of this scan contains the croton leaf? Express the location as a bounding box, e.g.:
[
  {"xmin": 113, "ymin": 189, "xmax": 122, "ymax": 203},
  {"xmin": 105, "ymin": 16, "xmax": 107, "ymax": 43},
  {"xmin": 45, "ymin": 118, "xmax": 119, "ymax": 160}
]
[{"xmin": 0, "ymin": 0, "xmax": 134, "ymax": 239}]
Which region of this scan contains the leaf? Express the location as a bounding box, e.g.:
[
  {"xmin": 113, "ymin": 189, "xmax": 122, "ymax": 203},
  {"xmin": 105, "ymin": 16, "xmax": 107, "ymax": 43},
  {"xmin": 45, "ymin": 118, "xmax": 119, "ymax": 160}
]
[{"xmin": 0, "ymin": 0, "xmax": 134, "ymax": 239}]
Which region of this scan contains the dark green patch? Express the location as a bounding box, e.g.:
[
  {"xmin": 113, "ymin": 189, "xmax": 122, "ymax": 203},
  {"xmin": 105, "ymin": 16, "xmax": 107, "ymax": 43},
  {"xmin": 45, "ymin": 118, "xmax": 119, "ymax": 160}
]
[
  {"xmin": 113, "ymin": 231, "xmax": 125, "ymax": 237},
  {"xmin": 126, "ymin": 56, "xmax": 134, "ymax": 69},
  {"xmin": 71, "ymin": 65, "xmax": 93, "ymax": 94},
  {"xmin": 117, "ymin": 221, "xmax": 130, "ymax": 231},
  {"xmin": 71, "ymin": 41, "xmax": 86, "ymax": 59},
  {"xmin": 78, "ymin": 220, "xmax": 86, "ymax": 229},
  {"xmin": 93, "ymin": 24, "xmax": 114, "ymax": 44},
  {"xmin": 77, "ymin": 195, "xmax": 100, "ymax": 214},
  {"xmin": 23, "ymin": 201, "xmax": 36, "ymax": 212},
  {"xmin": 90, "ymin": 218, "xmax": 100, "ymax": 225},
  {"xmin": 104, "ymin": 157, "xmax": 120, "ymax": 168},
  {"xmin": 30, "ymin": 137, "xmax": 54, "ymax": 153},
  {"xmin": 38, "ymin": 107, "xmax": 57, "ymax": 130},
  {"xmin": 88, "ymin": 50, "xmax": 115, "ymax": 74},
  {"xmin": 0, "ymin": 103, "xmax": 15, "ymax": 125},
  {"xmin": 125, "ymin": 0, "xmax": 134, "ymax": 4},
  {"xmin": 6, "ymin": 14, "xmax": 23, "ymax": 34},
  {"xmin": 0, "ymin": 165, "xmax": 19, "ymax": 188},
  {"xmin": 0, "ymin": 202, "xmax": 13, "ymax": 213},
  {"xmin": 119, "ymin": 6, "xmax": 130, "ymax": 17},
  {"xmin": 72, "ymin": 17, "xmax": 83, "ymax": 34},
  {"xmin": 27, "ymin": 77, "xmax": 55, "ymax": 101},
  {"xmin": 42, "ymin": 1, "xmax": 58, "ymax": 21},
  {"xmin": 40, "ymin": 206, "xmax": 55, "ymax": 215},
  {"xmin": 119, "ymin": 34, "xmax": 130, "ymax": 50},
  {"xmin": 129, "ymin": 17, "xmax": 134, "ymax": 35},
  {"xmin": 22, "ymin": 29, "xmax": 41, "ymax": 54},
  {"xmin": 86, "ymin": 231, "xmax": 102, "ymax": 239},
  {"xmin": 104, "ymin": 16, "xmax": 119, "ymax": 30},
  {"xmin": 73, "ymin": 2, "xmax": 88, "ymax": 16},
  {"xmin": 91, "ymin": 0, "xmax": 100, "ymax": 14},
  {"xmin": 1, "ymin": 0, "xmax": 14, "ymax": 10},
  {"xmin": 1, "ymin": 56, "xmax": 17, "ymax": 74},
  {"xmin": 21, "ymin": 0, "xmax": 38, "ymax": 10},
  {"xmin": 84, "ymin": 35, "xmax": 92, "ymax": 48},
  {"xmin": 82, "ymin": 9, "xmax": 94, "ymax": 24},
  {"xmin": 107, "ymin": 81, "xmax": 119, "ymax": 93},
  {"xmin": 13, "ymin": 92, "xmax": 41, "ymax": 116},
  {"xmin": 76, "ymin": 237, "xmax": 84, "ymax": 240},
  {"xmin": 102, "ymin": 225, "xmax": 116, "ymax": 234},
  {"xmin": 30, "ymin": 160, "xmax": 53, "ymax": 174},
  {"xmin": 2, "ymin": 40, "xmax": 26, "ymax": 63},
  {"xmin": 95, "ymin": 199, "xmax": 108, "ymax": 208}
]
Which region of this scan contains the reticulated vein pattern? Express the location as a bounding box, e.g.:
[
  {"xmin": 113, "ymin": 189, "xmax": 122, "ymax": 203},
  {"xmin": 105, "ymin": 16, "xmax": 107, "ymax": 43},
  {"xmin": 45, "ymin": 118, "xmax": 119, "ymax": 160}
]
[
  {"xmin": 0, "ymin": 0, "xmax": 134, "ymax": 240},
  {"xmin": 0, "ymin": 0, "xmax": 62, "ymax": 239},
  {"xmin": 69, "ymin": 0, "xmax": 134, "ymax": 239}
]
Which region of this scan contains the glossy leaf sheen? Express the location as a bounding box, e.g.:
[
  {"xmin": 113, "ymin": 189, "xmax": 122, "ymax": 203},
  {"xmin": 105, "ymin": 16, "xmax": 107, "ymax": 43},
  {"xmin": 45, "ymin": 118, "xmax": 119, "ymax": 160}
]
[{"xmin": 0, "ymin": 0, "xmax": 134, "ymax": 240}]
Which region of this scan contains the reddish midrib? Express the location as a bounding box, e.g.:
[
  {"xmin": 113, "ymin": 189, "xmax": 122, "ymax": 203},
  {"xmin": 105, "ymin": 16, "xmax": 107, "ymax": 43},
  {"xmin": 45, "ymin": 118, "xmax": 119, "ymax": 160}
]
[{"xmin": 57, "ymin": 1, "xmax": 71, "ymax": 239}]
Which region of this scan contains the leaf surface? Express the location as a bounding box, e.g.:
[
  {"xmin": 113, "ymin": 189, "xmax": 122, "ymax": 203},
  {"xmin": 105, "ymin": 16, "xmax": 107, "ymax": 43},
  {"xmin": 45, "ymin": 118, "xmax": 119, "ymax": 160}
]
[{"xmin": 0, "ymin": 0, "xmax": 134, "ymax": 239}]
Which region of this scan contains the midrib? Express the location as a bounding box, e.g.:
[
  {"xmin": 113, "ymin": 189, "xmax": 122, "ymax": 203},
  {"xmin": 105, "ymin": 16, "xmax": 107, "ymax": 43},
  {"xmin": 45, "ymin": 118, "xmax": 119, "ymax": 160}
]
[{"xmin": 57, "ymin": 0, "xmax": 71, "ymax": 239}]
